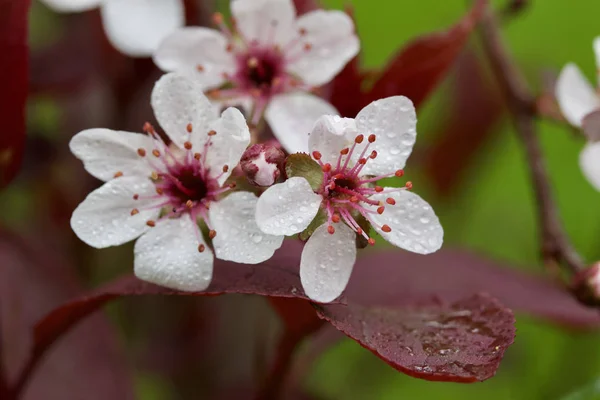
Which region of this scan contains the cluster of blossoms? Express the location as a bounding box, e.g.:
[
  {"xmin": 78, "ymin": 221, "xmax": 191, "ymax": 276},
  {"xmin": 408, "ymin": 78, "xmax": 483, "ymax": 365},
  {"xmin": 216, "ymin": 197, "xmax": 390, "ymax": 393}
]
[{"xmin": 69, "ymin": 0, "xmax": 444, "ymax": 302}]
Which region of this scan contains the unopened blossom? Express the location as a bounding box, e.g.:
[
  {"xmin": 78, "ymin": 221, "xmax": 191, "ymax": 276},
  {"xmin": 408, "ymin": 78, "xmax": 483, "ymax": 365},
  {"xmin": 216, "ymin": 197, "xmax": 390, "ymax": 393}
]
[
  {"xmin": 255, "ymin": 96, "xmax": 444, "ymax": 302},
  {"xmin": 240, "ymin": 143, "xmax": 285, "ymax": 186},
  {"xmin": 556, "ymin": 37, "xmax": 600, "ymax": 191},
  {"xmin": 70, "ymin": 73, "xmax": 283, "ymax": 291},
  {"xmin": 153, "ymin": 0, "xmax": 359, "ymax": 153},
  {"xmin": 39, "ymin": 0, "xmax": 184, "ymax": 57}
]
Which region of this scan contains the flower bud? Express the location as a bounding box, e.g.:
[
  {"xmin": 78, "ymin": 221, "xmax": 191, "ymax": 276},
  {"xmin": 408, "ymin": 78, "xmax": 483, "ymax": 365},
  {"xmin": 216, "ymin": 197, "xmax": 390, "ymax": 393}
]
[
  {"xmin": 572, "ymin": 262, "xmax": 600, "ymax": 307},
  {"xmin": 240, "ymin": 144, "xmax": 284, "ymax": 187}
]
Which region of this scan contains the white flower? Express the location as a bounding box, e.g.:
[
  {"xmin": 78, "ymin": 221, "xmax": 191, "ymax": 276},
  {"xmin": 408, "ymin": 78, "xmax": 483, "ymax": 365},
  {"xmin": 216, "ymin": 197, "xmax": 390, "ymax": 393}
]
[
  {"xmin": 153, "ymin": 0, "xmax": 359, "ymax": 154},
  {"xmin": 255, "ymin": 96, "xmax": 444, "ymax": 303},
  {"xmin": 70, "ymin": 73, "xmax": 283, "ymax": 291},
  {"xmin": 40, "ymin": 0, "xmax": 184, "ymax": 57},
  {"xmin": 556, "ymin": 37, "xmax": 600, "ymax": 191}
]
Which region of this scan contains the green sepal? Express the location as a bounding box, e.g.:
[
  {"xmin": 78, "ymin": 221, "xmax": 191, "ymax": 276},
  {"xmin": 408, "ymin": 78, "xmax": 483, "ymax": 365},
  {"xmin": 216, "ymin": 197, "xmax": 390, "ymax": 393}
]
[
  {"xmin": 298, "ymin": 208, "xmax": 327, "ymax": 242},
  {"xmin": 285, "ymin": 153, "xmax": 323, "ymax": 191}
]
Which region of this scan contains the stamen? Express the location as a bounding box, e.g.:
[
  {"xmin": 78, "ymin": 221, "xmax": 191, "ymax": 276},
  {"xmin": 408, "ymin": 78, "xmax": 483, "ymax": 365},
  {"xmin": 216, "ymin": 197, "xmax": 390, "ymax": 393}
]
[
  {"xmin": 133, "ymin": 194, "xmax": 139, "ymax": 200},
  {"xmin": 368, "ymin": 238, "xmax": 376, "ymax": 246},
  {"xmin": 186, "ymin": 123, "xmax": 193, "ymax": 133},
  {"xmin": 247, "ymin": 57, "xmax": 259, "ymax": 68},
  {"xmin": 377, "ymin": 206, "xmax": 385, "ymax": 214},
  {"xmin": 322, "ymin": 163, "xmax": 332, "ymax": 173},
  {"xmin": 130, "ymin": 208, "xmax": 139, "ymax": 216},
  {"xmin": 332, "ymin": 213, "xmax": 341, "ymax": 223},
  {"xmin": 222, "ymin": 165, "xmax": 229, "ymax": 173},
  {"xmin": 196, "ymin": 65, "xmax": 205, "ymax": 72},
  {"xmin": 340, "ymin": 148, "xmax": 349, "ymax": 155},
  {"xmin": 386, "ymin": 198, "xmax": 396, "ymax": 205},
  {"xmin": 186, "ymin": 200, "xmax": 194, "ymax": 209},
  {"xmin": 146, "ymin": 220, "xmax": 156, "ymax": 227},
  {"xmin": 152, "ymin": 149, "xmax": 160, "ymax": 157},
  {"xmin": 327, "ymin": 225, "xmax": 335, "ymax": 234},
  {"xmin": 209, "ymin": 230, "xmax": 217, "ymax": 239},
  {"xmin": 151, "ymin": 171, "xmax": 159, "ymax": 180},
  {"xmin": 137, "ymin": 148, "xmax": 146, "ymax": 157},
  {"xmin": 156, "ymin": 188, "xmax": 164, "ymax": 195},
  {"xmin": 113, "ymin": 171, "xmax": 123, "ymax": 178},
  {"xmin": 368, "ymin": 134, "xmax": 376, "ymax": 143},
  {"xmin": 375, "ymin": 186, "xmax": 383, "ymax": 192},
  {"xmin": 299, "ymin": 27, "xmax": 307, "ymax": 35},
  {"xmin": 208, "ymin": 130, "xmax": 217, "ymax": 136},
  {"xmin": 198, "ymin": 244, "xmax": 206, "ymax": 252},
  {"xmin": 303, "ymin": 43, "xmax": 312, "ymax": 51},
  {"xmin": 312, "ymin": 151, "xmax": 322, "ymax": 160},
  {"xmin": 395, "ymin": 169, "xmax": 404, "ymax": 177},
  {"xmin": 405, "ymin": 181, "xmax": 413, "ymax": 190},
  {"xmin": 194, "ymin": 153, "xmax": 201, "ymax": 160},
  {"xmin": 370, "ymin": 151, "xmax": 377, "ymax": 159},
  {"xmin": 184, "ymin": 141, "xmax": 193, "ymax": 150},
  {"xmin": 382, "ymin": 224, "xmax": 392, "ymax": 233},
  {"xmin": 355, "ymin": 135, "xmax": 364, "ymax": 144}
]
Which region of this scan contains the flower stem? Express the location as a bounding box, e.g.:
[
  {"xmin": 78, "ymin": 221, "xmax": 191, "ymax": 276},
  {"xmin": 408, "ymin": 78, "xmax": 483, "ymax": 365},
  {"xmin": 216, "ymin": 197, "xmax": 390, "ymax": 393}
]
[{"xmin": 478, "ymin": 1, "xmax": 585, "ymax": 273}]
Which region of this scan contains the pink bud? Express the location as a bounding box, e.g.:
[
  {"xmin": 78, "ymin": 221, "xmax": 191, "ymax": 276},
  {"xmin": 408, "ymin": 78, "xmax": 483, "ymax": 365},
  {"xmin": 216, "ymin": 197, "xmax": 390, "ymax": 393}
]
[
  {"xmin": 572, "ymin": 262, "xmax": 600, "ymax": 307},
  {"xmin": 240, "ymin": 144, "xmax": 284, "ymax": 187}
]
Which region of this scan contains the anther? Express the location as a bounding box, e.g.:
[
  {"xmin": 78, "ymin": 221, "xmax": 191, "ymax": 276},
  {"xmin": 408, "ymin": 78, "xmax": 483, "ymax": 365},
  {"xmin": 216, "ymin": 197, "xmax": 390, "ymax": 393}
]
[
  {"xmin": 208, "ymin": 130, "xmax": 217, "ymax": 136},
  {"xmin": 370, "ymin": 151, "xmax": 378, "ymax": 159},
  {"xmin": 368, "ymin": 134, "xmax": 376, "ymax": 143},
  {"xmin": 312, "ymin": 151, "xmax": 322, "ymax": 160},
  {"xmin": 382, "ymin": 224, "xmax": 392, "ymax": 233},
  {"xmin": 151, "ymin": 171, "xmax": 159, "ymax": 180},
  {"xmin": 375, "ymin": 186, "xmax": 383, "ymax": 192},
  {"xmin": 222, "ymin": 165, "xmax": 229, "ymax": 173},
  {"xmin": 357, "ymin": 227, "xmax": 363, "ymax": 235},
  {"xmin": 322, "ymin": 163, "xmax": 332, "ymax": 173},
  {"xmin": 247, "ymin": 57, "xmax": 259, "ymax": 68},
  {"xmin": 355, "ymin": 135, "xmax": 364, "ymax": 144},
  {"xmin": 186, "ymin": 123, "xmax": 193, "ymax": 133},
  {"xmin": 386, "ymin": 198, "xmax": 396, "ymax": 205},
  {"xmin": 130, "ymin": 208, "xmax": 139, "ymax": 216},
  {"xmin": 340, "ymin": 148, "xmax": 349, "ymax": 155},
  {"xmin": 137, "ymin": 148, "xmax": 146, "ymax": 157},
  {"xmin": 332, "ymin": 213, "xmax": 341, "ymax": 223},
  {"xmin": 184, "ymin": 141, "xmax": 193, "ymax": 150},
  {"xmin": 327, "ymin": 225, "xmax": 335, "ymax": 234},
  {"xmin": 186, "ymin": 200, "xmax": 193, "ymax": 209},
  {"xmin": 226, "ymin": 43, "xmax": 234, "ymax": 52},
  {"xmin": 198, "ymin": 244, "xmax": 206, "ymax": 253},
  {"xmin": 152, "ymin": 149, "xmax": 160, "ymax": 157},
  {"xmin": 196, "ymin": 65, "xmax": 205, "ymax": 72},
  {"xmin": 377, "ymin": 206, "xmax": 385, "ymax": 214},
  {"xmin": 212, "ymin": 12, "xmax": 224, "ymax": 25},
  {"xmin": 209, "ymin": 230, "xmax": 217, "ymax": 239},
  {"xmin": 328, "ymin": 182, "xmax": 336, "ymax": 190},
  {"xmin": 194, "ymin": 153, "xmax": 201, "ymax": 160},
  {"xmin": 359, "ymin": 158, "xmax": 367, "ymax": 165},
  {"xmin": 350, "ymin": 196, "xmax": 359, "ymax": 203},
  {"xmin": 221, "ymin": 72, "xmax": 230, "ymax": 79},
  {"xmin": 113, "ymin": 171, "xmax": 123, "ymax": 178},
  {"xmin": 229, "ymin": 182, "xmax": 237, "ymax": 188},
  {"xmin": 299, "ymin": 27, "xmax": 307, "ymax": 35},
  {"xmin": 146, "ymin": 220, "xmax": 156, "ymax": 227},
  {"xmin": 133, "ymin": 194, "xmax": 139, "ymax": 200},
  {"xmin": 272, "ymin": 77, "xmax": 282, "ymax": 87},
  {"xmin": 143, "ymin": 122, "xmax": 154, "ymax": 134},
  {"xmin": 405, "ymin": 181, "xmax": 413, "ymax": 190},
  {"xmin": 395, "ymin": 169, "xmax": 404, "ymax": 177},
  {"xmin": 368, "ymin": 238, "xmax": 376, "ymax": 246},
  {"xmin": 304, "ymin": 43, "xmax": 312, "ymax": 51},
  {"xmin": 156, "ymin": 188, "xmax": 164, "ymax": 195}
]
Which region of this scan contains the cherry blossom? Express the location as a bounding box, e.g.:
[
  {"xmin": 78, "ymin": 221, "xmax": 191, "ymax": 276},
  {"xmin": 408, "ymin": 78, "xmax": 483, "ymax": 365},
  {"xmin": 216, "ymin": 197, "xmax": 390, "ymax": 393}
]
[
  {"xmin": 39, "ymin": 0, "xmax": 184, "ymax": 57},
  {"xmin": 70, "ymin": 73, "xmax": 283, "ymax": 291},
  {"xmin": 255, "ymin": 96, "xmax": 444, "ymax": 302},
  {"xmin": 556, "ymin": 37, "xmax": 600, "ymax": 190},
  {"xmin": 153, "ymin": 0, "xmax": 359, "ymax": 153}
]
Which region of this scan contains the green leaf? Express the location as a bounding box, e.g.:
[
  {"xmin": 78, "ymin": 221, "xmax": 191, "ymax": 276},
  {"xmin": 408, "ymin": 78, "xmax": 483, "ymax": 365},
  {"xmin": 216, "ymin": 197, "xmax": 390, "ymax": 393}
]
[
  {"xmin": 285, "ymin": 153, "xmax": 323, "ymax": 191},
  {"xmin": 299, "ymin": 208, "xmax": 328, "ymax": 241},
  {"xmin": 561, "ymin": 380, "xmax": 600, "ymax": 400}
]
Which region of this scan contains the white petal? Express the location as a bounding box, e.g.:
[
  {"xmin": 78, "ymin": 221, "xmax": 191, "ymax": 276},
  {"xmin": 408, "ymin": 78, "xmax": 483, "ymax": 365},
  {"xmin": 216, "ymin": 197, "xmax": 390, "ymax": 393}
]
[
  {"xmin": 308, "ymin": 115, "xmax": 357, "ymax": 166},
  {"xmin": 101, "ymin": 0, "xmax": 184, "ymax": 57},
  {"xmin": 134, "ymin": 216, "xmax": 214, "ymax": 291},
  {"xmin": 151, "ymin": 72, "xmax": 218, "ymax": 148},
  {"xmin": 580, "ymin": 142, "xmax": 600, "ymax": 191},
  {"xmin": 255, "ymin": 177, "xmax": 322, "ymax": 236},
  {"xmin": 153, "ymin": 27, "xmax": 236, "ymax": 89},
  {"xmin": 287, "ymin": 10, "xmax": 359, "ymax": 86},
  {"xmin": 40, "ymin": 0, "xmax": 101, "ymax": 12},
  {"xmin": 594, "ymin": 37, "xmax": 600, "ymax": 79},
  {"xmin": 368, "ymin": 189, "xmax": 443, "ymax": 254},
  {"xmin": 355, "ymin": 96, "xmax": 417, "ymax": 176},
  {"xmin": 266, "ymin": 92, "xmax": 338, "ymax": 154},
  {"xmin": 300, "ymin": 223, "xmax": 356, "ymax": 303},
  {"xmin": 556, "ymin": 63, "xmax": 600, "ymax": 127},
  {"xmin": 209, "ymin": 192, "xmax": 284, "ymax": 263},
  {"xmin": 70, "ymin": 176, "xmax": 161, "ymax": 248},
  {"xmin": 231, "ymin": 0, "xmax": 296, "ymax": 47},
  {"xmin": 205, "ymin": 107, "xmax": 251, "ymax": 185},
  {"xmin": 69, "ymin": 128, "xmax": 155, "ymax": 182}
]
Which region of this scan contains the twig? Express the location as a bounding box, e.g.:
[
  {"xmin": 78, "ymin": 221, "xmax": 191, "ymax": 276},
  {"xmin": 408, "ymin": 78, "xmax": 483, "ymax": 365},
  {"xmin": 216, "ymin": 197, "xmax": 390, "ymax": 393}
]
[
  {"xmin": 478, "ymin": 1, "xmax": 585, "ymax": 273},
  {"xmin": 253, "ymin": 330, "xmax": 303, "ymax": 400}
]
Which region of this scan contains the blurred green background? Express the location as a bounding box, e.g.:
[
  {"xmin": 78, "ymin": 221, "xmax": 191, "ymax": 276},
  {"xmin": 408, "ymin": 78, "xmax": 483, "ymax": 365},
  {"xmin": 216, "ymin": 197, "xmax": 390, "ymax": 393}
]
[{"xmin": 18, "ymin": 0, "xmax": 600, "ymax": 399}]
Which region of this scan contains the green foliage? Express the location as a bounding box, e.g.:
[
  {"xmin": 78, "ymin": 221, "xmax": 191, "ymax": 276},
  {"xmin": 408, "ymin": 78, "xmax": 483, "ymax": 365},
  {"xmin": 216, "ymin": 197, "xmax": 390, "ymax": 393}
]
[{"xmin": 285, "ymin": 153, "xmax": 324, "ymax": 191}]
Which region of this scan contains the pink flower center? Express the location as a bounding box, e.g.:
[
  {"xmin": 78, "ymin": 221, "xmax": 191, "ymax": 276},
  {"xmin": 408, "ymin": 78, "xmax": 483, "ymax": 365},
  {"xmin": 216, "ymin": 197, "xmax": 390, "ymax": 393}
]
[
  {"xmin": 202, "ymin": 13, "xmax": 316, "ymax": 125},
  {"xmin": 119, "ymin": 123, "xmax": 235, "ymax": 252},
  {"xmin": 311, "ymin": 134, "xmax": 412, "ymax": 245}
]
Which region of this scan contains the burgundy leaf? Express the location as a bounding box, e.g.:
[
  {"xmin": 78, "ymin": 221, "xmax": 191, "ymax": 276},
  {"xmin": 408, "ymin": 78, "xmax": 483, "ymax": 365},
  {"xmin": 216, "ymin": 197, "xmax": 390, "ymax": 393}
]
[
  {"xmin": 345, "ymin": 248, "xmax": 600, "ymax": 328},
  {"xmin": 0, "ymin": 231, "xmax": 134, "ymax": 399},
  {"xmin": 424, "ymin": 52, "xmax": 504, "ymax": 195},
  {"xmin": 316, "ymin": 293, "xmax": 515, "ymax": 382},
  {"xmin": 268, "ymin": 297, "xmax": 326, "ymax": 338},
  {"xmin": 0, "ymin": 0, "xmax": 30, "ymax": 187},
  {"xmin": 293, "ymin": 0, "xmax": 319, "ymax": 15},
  {"xmin": 364, "ymin": 0, "xmax": 485, "ymax": 108},
  {"xmin": 328, "ymin": 57, "xmax": 365, "ymax": 118}
]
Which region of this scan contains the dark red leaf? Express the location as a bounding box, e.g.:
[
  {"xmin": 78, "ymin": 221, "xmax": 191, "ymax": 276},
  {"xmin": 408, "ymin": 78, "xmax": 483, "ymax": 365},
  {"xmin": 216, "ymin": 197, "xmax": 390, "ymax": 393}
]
[
  {"xmin": 424, "ymin": 52, "xmax": 504, "ymax": 195},
  {"xmin": 345, "ymin": 248, "xmax": 600, "ymax": 328},
  {"xmin": 293, "ymin": 0, "xmax": 319, "ymax": 15},
  {"xmin": 364, "ymin": 0, "xmax": 485, "ymax": 108},
  {"xmin": 0, "ymin": 0, "xmax": 30, "ymax": 187},
  {"xmin": 0, "ymin": 231, "xmax": 134, "ymax": 399},
  {"xmin": 268, "ymin": 297, "xmax": 325, "ymax": 338},
  {"xmin": 316, "ymin": 293, "xmax": 515, "ymax": 382}
]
